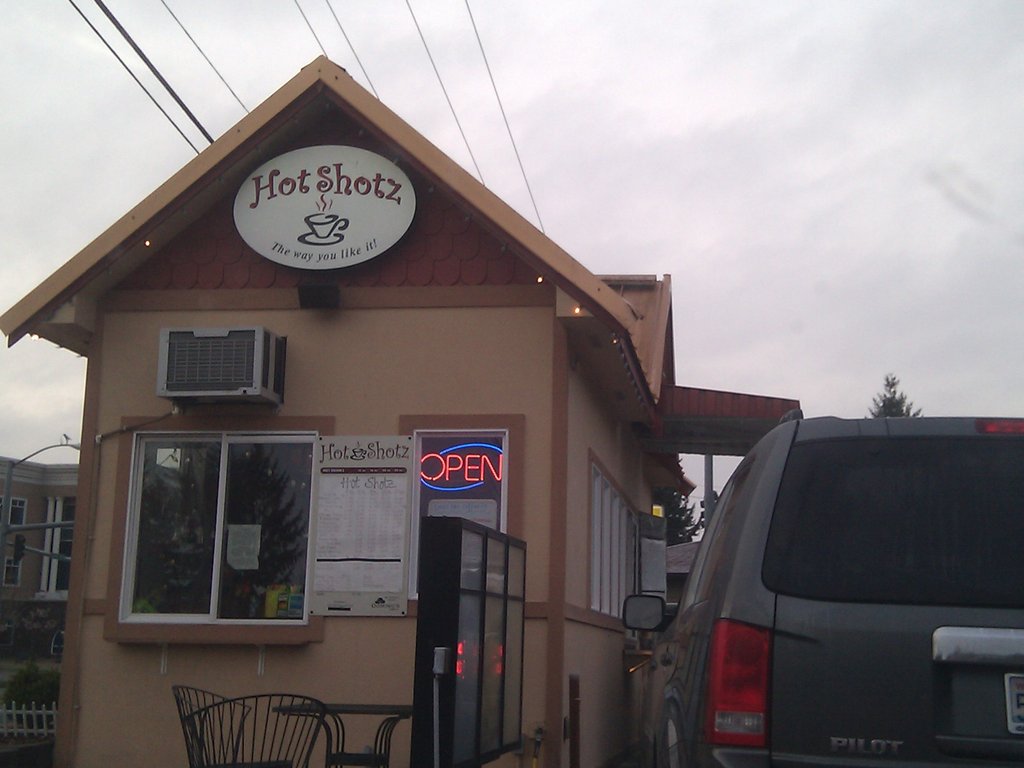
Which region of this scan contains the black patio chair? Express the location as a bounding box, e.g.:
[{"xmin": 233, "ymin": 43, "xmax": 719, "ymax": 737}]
[
  {"xmin": 174, "ymin": 685, "xmax": 230, "ymax": 767},
  {"xmin": 173, "ymin": 685, "xmax": 228, "ymax": 721},
  {"xmin": 177, "ymin": 692, "xmax": 327, "ymax": 768},
  {"xmin": 323, "ymin": 711, "xmax": 407, "ymax": 767}
]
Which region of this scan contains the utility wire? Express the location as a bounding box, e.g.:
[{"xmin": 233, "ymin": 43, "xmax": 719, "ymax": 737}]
[
  {"xmin": 324, "ymin": 0, "xmax": 378, "ymax": 99},
  {"xmin": 77, "ymin": 0, "xmax": 535, "ymax": 235},
  {"xmin": 67, "ymin": 0, "xmax": 199, "ymax": 153},
  {"xmin": 159, "ymin": 0, "xmax": 248, "ymax": 113},
  {"xmin": 464, "ymin": 0, "xmax": 545, "ymax": 233},
  {"xmin": 91, "ymin": 0, "xmax": 214, "ymax": 144},
  {"xmin": 294, "ymin": 0, "xmax": 328, "ymax": 57},
  {"xmin": 405, "ymin": 0, "xmax": 485, "ymax": 184}
]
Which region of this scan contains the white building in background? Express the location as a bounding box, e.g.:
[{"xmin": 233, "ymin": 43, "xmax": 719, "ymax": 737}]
[{"xmin": 0, "ymin": 458, "xmax": 77, "ymax": 659}]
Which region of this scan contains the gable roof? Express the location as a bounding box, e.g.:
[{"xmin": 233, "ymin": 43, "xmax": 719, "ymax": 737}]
[{"xmin": 1, "ymin": 56, "xmax": 666, "ymax": 414}]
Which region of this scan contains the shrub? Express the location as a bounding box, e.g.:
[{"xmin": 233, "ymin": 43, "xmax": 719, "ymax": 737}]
[{"xmin": 3, "ymin": 662, "xmax": 60, "ymax": 705}]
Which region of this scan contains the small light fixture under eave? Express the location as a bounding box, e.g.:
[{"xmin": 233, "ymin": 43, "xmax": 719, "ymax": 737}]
[
  {"xmin": 573, "ymin": 305, "xmax": 582, "ymax": 315},
  {"xmin": 536, "ymin": 276, "xmax": 544, "ymax": 284},
  {"xmin": 144, "ymin": 239, "xmax": 152, "ymax": 247}
]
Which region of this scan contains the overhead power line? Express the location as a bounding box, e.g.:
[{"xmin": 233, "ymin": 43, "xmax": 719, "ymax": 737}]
[
  {"xmin": 73, "ymin": 0, "xmax": 546, "ymax": 237},
  {"xmin": 405, "ymin": 0, "xmax": 485, "ymax": 184},
  {"xmin": 159, "ymin": 0, "xmax": 248, "ymax": 113},
  {"xmin": 325, "ymin": 0, "xmax": 379, "ymax": 98},
  {"xmin": 464, "ymin": 0, "xmax": 545, "ymax": 233},
  {"xmin": 294, "ymin": 0, "xmax": 328, "ymax": 57},
  {"xmin": 90, "ymin": 0, "xmax": 214, "ymax": 144},
  {"xmin": 66, "ymin": 0, "xmax": 200, "ymax": 153}
]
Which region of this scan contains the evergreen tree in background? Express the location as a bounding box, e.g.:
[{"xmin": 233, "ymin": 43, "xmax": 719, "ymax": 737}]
[
  {"xmin": 653, "ymin": 486, "xmax": 703, "ymax": 545},
  {"xmin": 870, "ymin": 373, "xmax": 922, "ymax": 417}
]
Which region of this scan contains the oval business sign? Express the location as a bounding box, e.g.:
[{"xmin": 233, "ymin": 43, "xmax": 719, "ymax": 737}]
[{"xmin": 233, "ymin": 145, "xmax": 416, "ymax": 270}]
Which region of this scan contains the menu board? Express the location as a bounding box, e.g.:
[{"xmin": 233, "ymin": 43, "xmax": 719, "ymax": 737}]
[{"xmin": 310, "ymin": 436, "xmax": 412, "ymax": 616}]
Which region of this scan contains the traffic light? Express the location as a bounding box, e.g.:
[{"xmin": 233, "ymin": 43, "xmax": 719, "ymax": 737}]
[{"xmin": 12, "ymin": 534, "xmax": 26, "ymax": 564}]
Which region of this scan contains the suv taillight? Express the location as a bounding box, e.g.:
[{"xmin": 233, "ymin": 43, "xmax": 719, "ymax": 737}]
[
  {"xmin": 975, "ymin": 418, "xmax": 1024, "ymax": 434},
  {"xmin": 706, "ymin": 619, "xmax": 771, "ymax": 748}
]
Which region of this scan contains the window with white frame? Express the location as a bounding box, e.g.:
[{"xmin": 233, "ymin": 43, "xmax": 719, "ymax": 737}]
[
  {"xmin": 590, "ymin": 465, "xmax": 637, "ymax": 617},
  {"xmin": 5, "ymin": 498, "xmax": 26, "ymax": 526},
  {"xmin": 3, "ymin": 558, "xmax": 20, "ymax": 587},
  {"xmin": 41, "ymin": 497, "xmax": 75, "ymax": 594},
  {"xmin": 2, "ymin": 498, "xmax": 26, "ymax": 587},
  {"xmin": 122, "ymin": 433, "xmax": 314, "ymax": 622}
]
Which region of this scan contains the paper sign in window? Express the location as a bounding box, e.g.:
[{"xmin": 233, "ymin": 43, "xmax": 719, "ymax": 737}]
[{"xmin": 226, "ymin": 524, "xmax": 261, "ymax": 570}]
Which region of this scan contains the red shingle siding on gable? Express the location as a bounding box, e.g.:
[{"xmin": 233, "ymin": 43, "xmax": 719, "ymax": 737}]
[{"xmin": 117, "ymin": 187, "xmax": 536, "ymax": 292}]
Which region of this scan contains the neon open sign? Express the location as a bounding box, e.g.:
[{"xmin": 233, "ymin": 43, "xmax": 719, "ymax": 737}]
[{"xmin": 420, "ymin": 442, "xmax": 504, "ymax": 492}]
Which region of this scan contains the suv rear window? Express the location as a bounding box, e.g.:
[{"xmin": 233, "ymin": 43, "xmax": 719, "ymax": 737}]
[{"xmin": 763, "ymin": 436, "xmax": 1024, "ymax": 607}]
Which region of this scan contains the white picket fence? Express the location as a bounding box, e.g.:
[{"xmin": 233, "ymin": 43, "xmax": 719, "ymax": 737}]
[{"xmin": 0, "ymin": 701, "xmax": 57, "ymax": 738}]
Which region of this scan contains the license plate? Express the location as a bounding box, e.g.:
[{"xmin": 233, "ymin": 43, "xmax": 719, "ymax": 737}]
[{"xmin": 1006, "ymin": 674, "xmax": 1024, "ymax": 735}]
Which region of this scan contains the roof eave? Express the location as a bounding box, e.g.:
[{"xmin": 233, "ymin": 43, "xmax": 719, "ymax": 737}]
[
  {"xmin": 316, "ymin": 61, "xmax": 642, "ymax": 338},
  {"xmin": 1, "ymin": 59, "xmax": 331, "ymax": 349}
]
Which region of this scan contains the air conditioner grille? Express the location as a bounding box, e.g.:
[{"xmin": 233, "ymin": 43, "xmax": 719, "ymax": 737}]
[{"xmin": 165, "ymin": 330, "xmax": 256, "ymax": 391}]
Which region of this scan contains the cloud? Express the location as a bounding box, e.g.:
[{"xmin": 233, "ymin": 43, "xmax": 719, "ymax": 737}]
[{"xmin": 3, "ymin": 0, "xmax": 1024, "ymax": 471}]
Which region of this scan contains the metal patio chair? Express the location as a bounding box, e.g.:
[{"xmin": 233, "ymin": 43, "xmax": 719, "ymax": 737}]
[
  {"xmin": 177, "ymin": 692, "xmax": 327, "ymax": 768},
  {"xmin": 174, "ymin": 685, "xmax": 230, "ymax": 767},
  {"xmin": 322, "ymin": 709, "xmax": 408, "ymax": 767},
  {"xmin": 173, "ymin": 685, "xmax": 228, "ymax": 721}
]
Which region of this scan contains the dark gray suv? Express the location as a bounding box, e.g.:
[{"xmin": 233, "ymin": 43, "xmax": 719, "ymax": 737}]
[{"xmin": 624, "ymin": 416, "xmax": 1024, "ymax": 768}]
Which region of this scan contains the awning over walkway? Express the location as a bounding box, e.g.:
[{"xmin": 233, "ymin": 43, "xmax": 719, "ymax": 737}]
[{"xmin": 644, "ymin": 386, "xmax": 801, "ymax": 457}]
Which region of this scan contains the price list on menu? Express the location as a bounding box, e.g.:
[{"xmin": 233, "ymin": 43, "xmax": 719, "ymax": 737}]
[{"xmin": 310, "ymin": 435, "xmax": 413, "ymax": 616}]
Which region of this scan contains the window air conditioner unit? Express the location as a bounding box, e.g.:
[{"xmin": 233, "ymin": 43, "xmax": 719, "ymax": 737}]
[{"xmin": 157, "ymin": 327, "xmax": 286, "ymax": 404}]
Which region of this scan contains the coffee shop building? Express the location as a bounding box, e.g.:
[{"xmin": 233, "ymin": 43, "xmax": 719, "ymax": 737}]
[{"xmin": 1, "ymin": 57, "xmax": 798, "ymax": 768}]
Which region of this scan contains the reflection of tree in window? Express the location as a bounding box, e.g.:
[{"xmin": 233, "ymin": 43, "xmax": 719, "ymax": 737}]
[
  {"xmin": 217, "ymin": 443, "xmax": 311, "ymax": 619},
  {"xmin": 133, "ymin": 442, "xmax": 220, "ymax": 614}
]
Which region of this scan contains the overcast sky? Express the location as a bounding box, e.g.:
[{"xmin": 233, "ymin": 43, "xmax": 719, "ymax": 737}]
[{"xmin": 3, "ymin": 1, "xmax": 1023, "ymax": 492}]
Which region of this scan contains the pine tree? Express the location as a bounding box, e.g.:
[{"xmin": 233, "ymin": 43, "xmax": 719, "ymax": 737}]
[
  {"xmin": 653, "ymin": 486, "xmax": 703, "ymax": 545},
  {"xmin": 870, "ymin": 373, "xmax": 922, "ymax": 417}
]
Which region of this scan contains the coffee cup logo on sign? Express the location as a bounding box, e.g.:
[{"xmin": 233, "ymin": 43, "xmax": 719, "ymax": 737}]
[
  {"xmin": 299, "ymin": 209, "xmax": 349, "ymax": 245},
  {"xmin": 233, "ymin": 145, "xmax": 416, "ymax": 270}
]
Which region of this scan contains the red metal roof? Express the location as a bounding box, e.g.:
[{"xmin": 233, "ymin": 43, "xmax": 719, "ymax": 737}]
[
  {"xmin": 661, "ymin": 386, "xmax": 800, "ymax": 420},
  {"xmin": 647, "ymin": 386, "xmax": 801, "ymax": 456}
]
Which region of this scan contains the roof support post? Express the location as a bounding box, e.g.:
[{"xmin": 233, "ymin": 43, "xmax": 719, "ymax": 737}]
[{"xmin": 704, "ymin": 454, "xmax": 716, "ymax": 521}]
